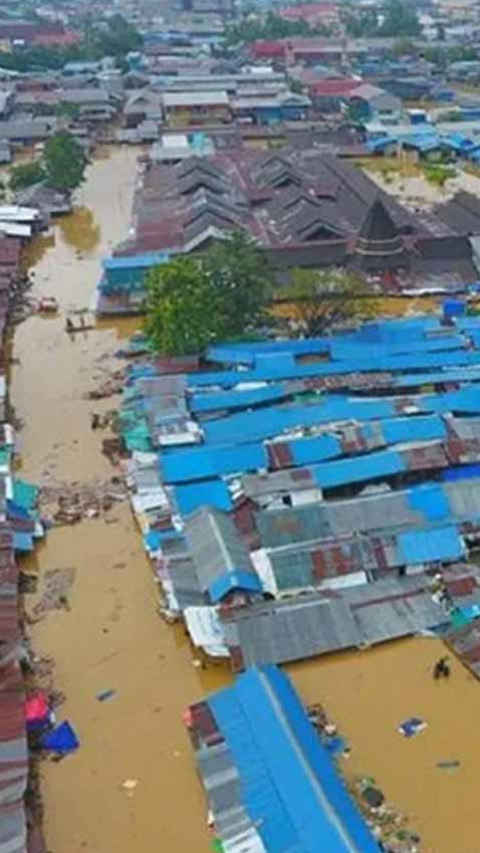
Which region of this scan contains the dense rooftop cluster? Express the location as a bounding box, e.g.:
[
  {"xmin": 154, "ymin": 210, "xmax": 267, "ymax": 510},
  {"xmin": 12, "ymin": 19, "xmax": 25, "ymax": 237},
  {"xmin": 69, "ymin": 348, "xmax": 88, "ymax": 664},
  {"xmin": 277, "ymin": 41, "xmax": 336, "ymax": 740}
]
[{"xmin": 119, "ymin": 315, "xmax": 480, "ymax": 675}]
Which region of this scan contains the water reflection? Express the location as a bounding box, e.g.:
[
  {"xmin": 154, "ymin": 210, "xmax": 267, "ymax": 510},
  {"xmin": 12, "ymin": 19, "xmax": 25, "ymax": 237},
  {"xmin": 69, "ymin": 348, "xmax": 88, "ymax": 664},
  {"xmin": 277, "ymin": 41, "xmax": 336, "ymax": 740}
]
[{"xmin": 58, "ymin": 206, "xmax": 101, "ymax": 255}]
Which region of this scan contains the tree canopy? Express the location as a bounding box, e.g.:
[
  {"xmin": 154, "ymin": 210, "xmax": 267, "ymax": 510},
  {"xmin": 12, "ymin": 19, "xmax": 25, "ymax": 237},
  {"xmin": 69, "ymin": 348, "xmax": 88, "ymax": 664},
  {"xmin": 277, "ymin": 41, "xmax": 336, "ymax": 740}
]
[
  {"xmin": 380, "ymin": 1, "xmax": 421, "ymax": 37},
  {"xmin": 95, "ymin": 14, "xmax": 143, "ymax": 57},
  {"xmin": 145, "ymin": 232, "xmax": 273, "ymax": 355},
  {"xmin": 345, "ymin": 1, "xmax": 421, "ymax": 39},
  {"xmin": 9, "ymin": 161, "xmax": 45, "ymax": 191},
  {"xmin": 224, "ymin": 11, "xmax": 328, "ymax": 47},
  {"xmin": 0, "ymin": 14, "xmax": 143, "ymax": 72},
  {"xmin": 277, "ymin": 269, "xmax": 376, "ymax": 337},
  {"xmin": 43, "ymin": 131, "xmax": 88, "ymax": 191}
]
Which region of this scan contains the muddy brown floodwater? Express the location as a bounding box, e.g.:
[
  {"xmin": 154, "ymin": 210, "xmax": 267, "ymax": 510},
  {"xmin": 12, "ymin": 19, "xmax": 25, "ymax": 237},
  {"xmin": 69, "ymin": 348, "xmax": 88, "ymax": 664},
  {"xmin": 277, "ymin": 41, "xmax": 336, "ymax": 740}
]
[
  {"xmin": 10, "ymin": 146, "xmax": 480, "ymax": 853},
  {"xmin": 11, "ymin": 146, "xmax": 230, "ymax": 853}
]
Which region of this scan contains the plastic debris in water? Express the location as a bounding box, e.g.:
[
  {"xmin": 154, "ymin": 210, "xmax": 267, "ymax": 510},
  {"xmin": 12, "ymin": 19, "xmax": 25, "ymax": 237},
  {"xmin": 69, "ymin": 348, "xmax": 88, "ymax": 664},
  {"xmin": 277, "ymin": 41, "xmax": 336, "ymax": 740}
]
[
  {"xmin": 96, "ymin": 689, "xmax": 117, "ymax": 702},
  {"xmin": 40, "ymin": 721, "xmax": 79, "ymax": 754},
  {"xmin": 122, "ymin": 779, "xmax": 139, "ymax": 797},
  {"xmin": 397, "ymin": 717, "xmax": 427, "ymax": 738}
]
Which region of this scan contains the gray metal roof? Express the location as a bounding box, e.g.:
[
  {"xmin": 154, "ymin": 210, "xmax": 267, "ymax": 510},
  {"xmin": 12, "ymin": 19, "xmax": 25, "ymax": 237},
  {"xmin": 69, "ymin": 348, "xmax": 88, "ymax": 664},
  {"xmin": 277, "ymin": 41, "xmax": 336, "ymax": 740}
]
[
  {"xmin": 223, "ymin": 594, "xmax": 359, "ymax": 667},
  {"xmin": 449, "ymin": 415, "xmax": 480, "ymax": 440},
  {"xmin": 166, "ymin": 555, "xmax": 205, "ymax": 610},
  {"xmin": 194, "ymin": 740, "xmax": 260, "ymax": 848},
  {"xmin": 348, "ymin": 575, "xmax": 446, "ymax": 645},
  {"xmin": 254, "ymin": 487, "xmax": 431, "ymax": 548},
  {"xmin": 445, "ymin": 480, "xmax": 480, "ymax": 518},
  {"xmin": 222, "ymin": 574, "xmax": 449, "ymax": 668},
  {"xmin": 243, "ymin": 468, "xmax": 316, "ymax": 499},
  {"xmin": 162, "ymin": 90, "xmax": 229, "ymax": 108},
  {"xmin": 184, "ymin": 506, "xmax": 254, "ymax": 592}
]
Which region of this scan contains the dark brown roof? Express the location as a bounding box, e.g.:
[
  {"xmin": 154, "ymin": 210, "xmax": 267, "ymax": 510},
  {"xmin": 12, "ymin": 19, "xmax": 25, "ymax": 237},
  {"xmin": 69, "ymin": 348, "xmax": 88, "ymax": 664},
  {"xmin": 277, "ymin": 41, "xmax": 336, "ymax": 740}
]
[{"xmin": 435, "ymin": 191, "xmax": 480, "ymax": 236}]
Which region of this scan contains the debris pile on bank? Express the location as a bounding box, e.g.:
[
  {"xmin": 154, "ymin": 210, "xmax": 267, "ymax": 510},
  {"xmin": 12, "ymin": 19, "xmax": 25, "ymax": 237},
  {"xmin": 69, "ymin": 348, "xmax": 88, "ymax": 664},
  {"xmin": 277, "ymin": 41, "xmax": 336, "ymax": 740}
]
[
  {"xmin": 118, "ymin": 315, "xmax": 480, "ymax": 672},
  {"xmin": 39, "ymin": 478, "xmax": 128, "ymax": 525}
]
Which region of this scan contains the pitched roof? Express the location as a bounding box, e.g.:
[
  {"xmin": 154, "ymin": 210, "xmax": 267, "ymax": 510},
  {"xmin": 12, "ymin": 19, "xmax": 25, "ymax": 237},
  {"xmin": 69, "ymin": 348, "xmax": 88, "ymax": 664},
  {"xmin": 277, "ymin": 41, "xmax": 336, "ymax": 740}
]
[
  {"xmin": 203, "ymin": 666, "xmax": 382, "ymax": 853},
  {"xmin": 184, "ymin": 506, "xmax": 261, "ymax": 603}
]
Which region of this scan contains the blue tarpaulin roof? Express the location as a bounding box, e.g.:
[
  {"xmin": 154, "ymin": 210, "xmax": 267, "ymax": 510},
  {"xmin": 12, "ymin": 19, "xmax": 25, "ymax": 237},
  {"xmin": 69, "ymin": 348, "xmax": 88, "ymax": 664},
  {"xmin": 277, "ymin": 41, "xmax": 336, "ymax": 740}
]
[
  {"xmin": 289, "ymin": 433, "xmax": 342, "ymax": 466},
  {"xmin": 442, "ymin": 463, "xmax": 480, "ymax": 481},
  {"xmin": 103, "ymin": 252, "xmax": 169, "ymax": 270},
  {"xmin": 202, "ymin": 398, "xmax": 396, "ymax": 445},
  {"xmin": 312, "ymin": 448, "xmax": 405, "ymax": 489},
  {"xmin": 207, "ymin": 338, "xmax": 330, "ymax": 366},
  {"xmin": 13, "ymin": 531, "xmax": 34, "ymax": 552},
  {"xmin": 173, "ymin": 479, "xmax": 232, "ymax": 515},
  {"xmin": 191, "ymin": 383, "xmax": 288, "ymax": 413},
  {"xmin": 398, "ymin": 525, "xmax": 464, "ymax": 564},
  {"xmin": 408, "ymin": 483, "xmax": 451, "ymax": 521},
  {"xmin": 208, "ymin": 569, "xmax": 263, "ymax": 603},
  {"xmin": 160, "ymin": 442, "xmax": 268, "ymax": 483},
  {"xmin": 188, "ymin": 348, "xmax": 480, "ymax": 389},
  {"xmin": 208, "ymin": 666, "xmax": 382, "ymax": 853},
  {"xmin": 382, "ymin": 414, "xmax": 447, "ymax": 444}
]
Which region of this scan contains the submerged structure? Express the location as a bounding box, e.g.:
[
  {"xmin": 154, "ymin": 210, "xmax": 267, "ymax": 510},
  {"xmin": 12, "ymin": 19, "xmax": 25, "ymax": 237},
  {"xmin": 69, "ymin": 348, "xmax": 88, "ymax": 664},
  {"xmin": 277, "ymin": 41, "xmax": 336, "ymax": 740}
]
[
  {"xmin": 120, "ymin": 314, "xmax": 480, "ymax": 669},
  {"xmin": 186, "ymin": 664, "xmax": 382, "ymax": 853}
]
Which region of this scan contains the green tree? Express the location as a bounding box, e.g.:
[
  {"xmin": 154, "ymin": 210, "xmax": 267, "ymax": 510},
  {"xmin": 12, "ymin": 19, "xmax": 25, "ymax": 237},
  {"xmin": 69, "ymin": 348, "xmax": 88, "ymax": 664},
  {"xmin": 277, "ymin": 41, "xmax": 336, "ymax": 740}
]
[
  {"xmin": 345, "ymin": 8, "xmax": 379, "ymax": 37},
  {"xmin": 56, "ymin": 101, "xmax": 81, "ymax": 121},
  {"xmin": 145, "ymin": 233, "xmax": 273, "ymax": 355},
  {"xmin": 95, "ymin": 14, "xmax": 143, "ymax": 56},
  {"xmin": 278, "ymin": 269, "xmax": 376, "ymax": 337},
  {"xmin": 224, "ymin": 11, "xmax": 325, "ymax": 47},
  {"xmin": 43, "ymin": 131, "xmax": 88, "ymax": 191},
  {"xmin": 145, "ymin": 256, "xmax": 226, "ymax": 355},
  {"xmin": 379, "ymin": 1, "xmax": 421, "ymax": 37},
  {"xmin": 10, "ymin": 161, "xmax": 45, "ymax": 190},
  {"xmin": 205, "ymin": 231, "xmax": 273, "ymax": 338}
]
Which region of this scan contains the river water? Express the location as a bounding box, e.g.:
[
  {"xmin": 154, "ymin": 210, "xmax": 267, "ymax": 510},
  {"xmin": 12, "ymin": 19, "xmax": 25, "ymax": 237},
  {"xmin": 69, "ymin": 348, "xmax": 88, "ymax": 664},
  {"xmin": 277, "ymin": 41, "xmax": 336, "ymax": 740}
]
[
  {"xmin": 10, "ymin": 146, "xmax": 480, "ymax": 853},
  {"xmin": 11, "ymin": 147, "xmax": 228, "ymax": 853}
]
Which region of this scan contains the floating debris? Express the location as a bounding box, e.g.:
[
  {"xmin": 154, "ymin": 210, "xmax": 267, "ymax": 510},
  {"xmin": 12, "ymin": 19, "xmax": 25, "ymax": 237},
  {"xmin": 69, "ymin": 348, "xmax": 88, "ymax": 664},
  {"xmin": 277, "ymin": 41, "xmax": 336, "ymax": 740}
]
[{"xmin": 32, "ymin": 568, "xmax": 76, "ymax": 616}]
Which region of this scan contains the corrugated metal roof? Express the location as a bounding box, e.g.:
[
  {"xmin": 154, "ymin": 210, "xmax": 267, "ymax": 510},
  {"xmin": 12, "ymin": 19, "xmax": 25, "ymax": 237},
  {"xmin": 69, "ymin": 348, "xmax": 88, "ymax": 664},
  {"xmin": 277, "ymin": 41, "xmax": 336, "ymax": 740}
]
[
  {"xmin": 288, "ymin": 433, "xmax": 341, "ymax": 466},
  {"xmin": 190, "ymin": 383, "xmax": 287, "ymax": 414},
  {"xmin": 190, "ymin": 348, "xmax": 480, "ymax": 390},
  {"xmin": 160, "ymin": 442, "xmax": 268, "ymax": 483},
  {"xmin": 398, "ymin": 525, "xmax": 464, "ymax": 564},
  {"xmin": 184, "ymin": 507, "xmax": 260, "ymax": 603},
  {"xmin": 173, "ymin": 479, "xmax": 232, "ymax": 515},
  {"xmin": 207, "ymin": 666, "xmax": 381, "ymax": 853},
  {"xmin": 103, "ymin": 252, "xmax": 168, "ymax": 270},
  {"xmin": 221, "ymin": 574, "xmax": 450, "ymax": 667},
  {"xmin": 312, "ymin": 448, "xmax": 405, "ymax": 489}
]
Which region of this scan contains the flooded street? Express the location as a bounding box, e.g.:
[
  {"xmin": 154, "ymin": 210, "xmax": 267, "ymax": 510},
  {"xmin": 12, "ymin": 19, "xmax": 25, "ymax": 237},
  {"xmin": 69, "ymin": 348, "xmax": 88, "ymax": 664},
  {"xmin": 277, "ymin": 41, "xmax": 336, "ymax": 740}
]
[
  {"xmin": 10, "ymin": 145, "xmax": 480, "ymax": 853},
  {"xmin": 11, "ymin": 147, "xmax": 229, "ymax": 853},
  {"xmin": 293, "ymin": 638, "xmax": 480, "ymax": 853}
]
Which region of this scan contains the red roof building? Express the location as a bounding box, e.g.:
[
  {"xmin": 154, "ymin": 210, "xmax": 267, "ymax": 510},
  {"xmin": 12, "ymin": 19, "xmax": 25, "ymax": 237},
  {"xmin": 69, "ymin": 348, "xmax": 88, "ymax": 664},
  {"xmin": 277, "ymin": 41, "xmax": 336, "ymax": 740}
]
[
  {"xmin": 249, "ymin": 40, "xmax": 287, "ymax": 61},
  {"xmin": 308, "ymin": 79, "xmax": 362, "ymax": 97},
  {"xmin": 280, "ymin": 3, "xmax": 341, "ymax": 27}
]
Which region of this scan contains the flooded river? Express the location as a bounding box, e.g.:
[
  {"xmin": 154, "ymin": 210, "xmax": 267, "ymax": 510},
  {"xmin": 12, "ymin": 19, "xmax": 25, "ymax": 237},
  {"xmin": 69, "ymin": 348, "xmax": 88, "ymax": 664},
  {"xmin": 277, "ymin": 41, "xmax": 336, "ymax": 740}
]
[
  {"xmin": 11, "ymin": 147, "xmax": 229, "ymax": 853},
  {"xmin": 10, "ymin": 146, "xmax": 480, "ymax": 853}
]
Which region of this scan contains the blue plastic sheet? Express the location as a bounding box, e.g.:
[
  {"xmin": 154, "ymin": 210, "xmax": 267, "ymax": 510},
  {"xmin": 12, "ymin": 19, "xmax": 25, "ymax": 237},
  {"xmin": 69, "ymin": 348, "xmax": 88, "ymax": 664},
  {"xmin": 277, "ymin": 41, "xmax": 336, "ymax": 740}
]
[{"xmin": 41, "ymin": 721, "xmax": 79, "ymax": 754}]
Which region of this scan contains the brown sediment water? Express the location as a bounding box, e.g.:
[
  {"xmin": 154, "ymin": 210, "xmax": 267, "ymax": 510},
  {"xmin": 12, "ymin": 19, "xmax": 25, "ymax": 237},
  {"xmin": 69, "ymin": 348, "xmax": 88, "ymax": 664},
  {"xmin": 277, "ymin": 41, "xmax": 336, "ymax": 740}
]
[
  {"xmin": 290, "ymin": 637, "xmax": 480, "ymax": 853},
  {"xmin": 11, "ymin": 145, "xmax": 480, "ymax": 853},
  {"xmin": 11, "ymin": 146, "xmax": 230, "ymax": 853}
]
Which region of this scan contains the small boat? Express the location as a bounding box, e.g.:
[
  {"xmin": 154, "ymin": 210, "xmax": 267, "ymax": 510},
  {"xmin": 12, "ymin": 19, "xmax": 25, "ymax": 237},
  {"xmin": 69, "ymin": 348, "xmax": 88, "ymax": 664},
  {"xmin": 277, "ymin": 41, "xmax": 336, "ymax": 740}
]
[
  {"xmin": 38, "ymin": 296, "xmax": 59, "ymax": 314},
  {"xmin": 65, "ymin": 320, "xmax": 95, "ymax": 333}
]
